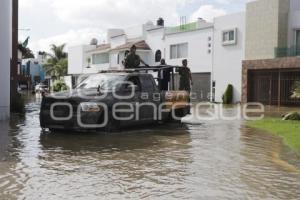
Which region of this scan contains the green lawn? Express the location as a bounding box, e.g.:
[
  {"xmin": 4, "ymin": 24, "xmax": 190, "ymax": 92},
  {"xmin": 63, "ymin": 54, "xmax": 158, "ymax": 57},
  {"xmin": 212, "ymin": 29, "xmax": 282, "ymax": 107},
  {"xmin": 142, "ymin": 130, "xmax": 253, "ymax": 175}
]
[{"xmin": 247, "ymin": 118, "xmax": 300, "ymax": 151}]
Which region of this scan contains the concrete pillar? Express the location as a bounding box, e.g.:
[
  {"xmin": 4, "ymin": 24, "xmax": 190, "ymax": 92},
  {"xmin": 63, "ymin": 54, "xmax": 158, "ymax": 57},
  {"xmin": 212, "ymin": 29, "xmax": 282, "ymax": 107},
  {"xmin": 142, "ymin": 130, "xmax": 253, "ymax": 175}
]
[{"xmin": 0, "ymin": 0, "xmax": 11, "ymax": 120}]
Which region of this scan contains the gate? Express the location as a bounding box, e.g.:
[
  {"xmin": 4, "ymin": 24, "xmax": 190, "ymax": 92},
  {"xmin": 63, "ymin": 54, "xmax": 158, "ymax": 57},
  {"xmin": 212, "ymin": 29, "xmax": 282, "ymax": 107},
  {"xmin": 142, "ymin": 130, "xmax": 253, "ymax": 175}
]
[{"xmin": 248, "ymin": 69, "xmax": 300, "ymax": 106}]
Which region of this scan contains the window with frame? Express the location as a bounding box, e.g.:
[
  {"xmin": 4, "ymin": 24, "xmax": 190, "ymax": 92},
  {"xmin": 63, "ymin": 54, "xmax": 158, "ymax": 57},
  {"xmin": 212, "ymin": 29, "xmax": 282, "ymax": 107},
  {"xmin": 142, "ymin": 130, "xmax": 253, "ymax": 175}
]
[
  {"xmin": 170, "ymin": 43, "xmax": 188, "ymax": 59},
  {"xmin": 222, "ymin": 29, "xmax": 237, "ymax": 45},
  {"xmin": 92, "ymin": 53, "xmax": 109, "ymax": 65}
]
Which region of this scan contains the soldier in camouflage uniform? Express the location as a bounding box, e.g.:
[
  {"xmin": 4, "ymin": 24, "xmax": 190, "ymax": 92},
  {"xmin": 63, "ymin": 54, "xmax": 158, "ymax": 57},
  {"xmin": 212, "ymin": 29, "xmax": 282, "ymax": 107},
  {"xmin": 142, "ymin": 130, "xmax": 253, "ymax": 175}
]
[
  {"xmin": 178, "ymin": 59, "xmax": 193, "ymax": 92},
  {"xmin": 124, "ymin": 45, "xmax": 148, "ymax": 69}
]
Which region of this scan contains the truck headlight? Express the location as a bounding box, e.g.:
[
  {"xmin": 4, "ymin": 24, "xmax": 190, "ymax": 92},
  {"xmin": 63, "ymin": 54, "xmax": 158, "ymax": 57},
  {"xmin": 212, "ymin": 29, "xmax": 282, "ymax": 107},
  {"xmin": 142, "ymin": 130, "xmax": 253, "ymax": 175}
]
[{"xmin": 80, "ymin": 102, "xmax": 102, "ymax": 112}]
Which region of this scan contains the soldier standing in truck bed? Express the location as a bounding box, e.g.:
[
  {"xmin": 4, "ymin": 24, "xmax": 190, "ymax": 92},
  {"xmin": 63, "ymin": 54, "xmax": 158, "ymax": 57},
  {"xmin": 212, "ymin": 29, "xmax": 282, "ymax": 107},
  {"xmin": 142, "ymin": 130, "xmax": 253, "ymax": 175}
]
[
  {"xmin": 124, "ymin": 45, "xmax": 149, "ymax": 69},
  {"xmin": 177, "ymin": 59, "xmax": 193, "ymax": 92}
]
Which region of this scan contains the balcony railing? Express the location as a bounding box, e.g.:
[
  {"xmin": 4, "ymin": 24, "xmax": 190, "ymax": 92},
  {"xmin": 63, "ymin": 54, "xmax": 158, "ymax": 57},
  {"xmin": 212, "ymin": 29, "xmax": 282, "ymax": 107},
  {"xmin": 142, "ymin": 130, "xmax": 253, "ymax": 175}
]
[
  {"xmin": 275, "ymin": 45, "xmax": 300, "ymax": 58},
  {"xmin": 165, "ymin": 22, "xmax": 198, "ymax": 34}
]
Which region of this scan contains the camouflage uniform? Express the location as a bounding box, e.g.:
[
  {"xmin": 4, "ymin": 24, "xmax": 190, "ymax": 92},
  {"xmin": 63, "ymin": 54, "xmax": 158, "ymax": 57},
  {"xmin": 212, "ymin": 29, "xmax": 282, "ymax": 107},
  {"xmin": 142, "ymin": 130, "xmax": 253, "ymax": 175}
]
[
  {"xmin": 178, "ymin": 67, "xmax": 191, "ymax": 92},
  {"xmin": 125, "ymin": 53, "xmax": 141, "ymax": 69}
]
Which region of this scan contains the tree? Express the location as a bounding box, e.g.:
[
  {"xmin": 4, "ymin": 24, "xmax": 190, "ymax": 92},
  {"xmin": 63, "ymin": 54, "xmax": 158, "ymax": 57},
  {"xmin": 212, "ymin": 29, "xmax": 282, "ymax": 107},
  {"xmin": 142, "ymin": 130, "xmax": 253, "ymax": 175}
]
[
  {"xmin": 43, "ymin": 44, "xmax": 68, "ymax": 78},
  {"xmin": 18, "ymin": 43, "xmax": 34, "ymax": 59}
]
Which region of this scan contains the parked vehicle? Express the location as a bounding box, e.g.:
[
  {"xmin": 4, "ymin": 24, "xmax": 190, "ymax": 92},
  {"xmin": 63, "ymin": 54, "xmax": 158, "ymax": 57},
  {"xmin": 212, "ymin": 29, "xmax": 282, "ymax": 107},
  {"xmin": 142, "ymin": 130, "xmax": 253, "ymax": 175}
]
[
  {"xmin": 40, "ymin": 67, "xmax": 190, "ymax": 132},
  {"xmin": 35, "ymin": 83, "xmax": 49, "ymax": 93}
]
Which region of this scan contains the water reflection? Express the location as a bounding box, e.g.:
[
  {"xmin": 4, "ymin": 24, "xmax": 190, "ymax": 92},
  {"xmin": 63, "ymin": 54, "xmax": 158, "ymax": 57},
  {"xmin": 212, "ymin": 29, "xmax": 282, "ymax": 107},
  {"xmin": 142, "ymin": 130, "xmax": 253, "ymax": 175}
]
[{"xmin": 0, "ymin": 96, "xmax": 300, "ymax": 199}]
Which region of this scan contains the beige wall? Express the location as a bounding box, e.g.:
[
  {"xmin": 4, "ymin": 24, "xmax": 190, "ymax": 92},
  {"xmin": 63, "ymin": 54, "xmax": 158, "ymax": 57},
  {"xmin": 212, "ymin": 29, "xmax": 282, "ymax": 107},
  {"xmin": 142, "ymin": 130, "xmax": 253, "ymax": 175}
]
[{"xmin": 245, "ymin": 0, "xmax": 290, "ymax": 60}]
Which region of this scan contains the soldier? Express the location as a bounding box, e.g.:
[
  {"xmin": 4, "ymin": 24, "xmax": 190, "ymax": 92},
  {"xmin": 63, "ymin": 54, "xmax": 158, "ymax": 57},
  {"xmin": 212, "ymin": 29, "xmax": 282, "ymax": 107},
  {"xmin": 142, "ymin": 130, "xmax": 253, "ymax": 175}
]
[
  {"xmin": 124, "ymin": 45, "xmax": 149, "ymax": 69},
  {"xmin": 122, "ymin": 50, "xmax": 130, "ymax": 67},
  {"xmin": 178, "ymin": 59, "xmax": 193, "ymax": 92},
  {"xmin": 158, "ymin": 59, "xmax": 171, "ymax": 91}
]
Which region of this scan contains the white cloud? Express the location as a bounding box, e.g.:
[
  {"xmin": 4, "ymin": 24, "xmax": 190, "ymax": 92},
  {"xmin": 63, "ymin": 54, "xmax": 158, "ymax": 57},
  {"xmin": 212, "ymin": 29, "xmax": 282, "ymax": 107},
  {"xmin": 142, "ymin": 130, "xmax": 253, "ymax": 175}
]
[
  {"xmin": 190, "ymin": 4, "xmax": 227, "ymax": 22},
  {"xmin": 215, "ymin": 0, "xmax": 231, "ymax": 4},
  {"xmin": 21, "ymin": 0, "xmax": 193, "ymax": 53},
  {"xmin": 19, "ymin": 0, "xmax": 34, "ymax": 8},
  {"xmin": 29, "ymin": 28, "xmax": 106, "ymax": 53},
  {"xmin": 214, "ymin": 0, "xmax": 250, "ymax": 4},
  {"xmin": 20, "ymin": 0, "xmax": 248, "ymax": 54},
  {"xmin": 49, "ymin": 0, "xmax": 183, "ymax": 28}
]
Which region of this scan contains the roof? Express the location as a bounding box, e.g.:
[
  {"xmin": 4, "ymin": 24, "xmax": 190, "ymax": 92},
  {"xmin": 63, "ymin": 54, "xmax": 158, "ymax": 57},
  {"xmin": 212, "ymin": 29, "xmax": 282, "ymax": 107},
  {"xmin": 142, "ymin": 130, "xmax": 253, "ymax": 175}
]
[
  {"xmin": 87, "ymin": 44, "xmax": 111, "ymax": 53},
  {"xmin": 111, "ymin": 40, "xmax": 151, "ymax": 51}
]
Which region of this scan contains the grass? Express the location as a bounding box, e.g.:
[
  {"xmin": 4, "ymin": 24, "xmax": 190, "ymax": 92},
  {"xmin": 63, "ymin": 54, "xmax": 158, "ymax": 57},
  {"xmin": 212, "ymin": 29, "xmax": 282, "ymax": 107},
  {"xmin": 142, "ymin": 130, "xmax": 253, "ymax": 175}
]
[{"xmin": 247, "ymin": 118, "xmax": 300, "ymax": 151}]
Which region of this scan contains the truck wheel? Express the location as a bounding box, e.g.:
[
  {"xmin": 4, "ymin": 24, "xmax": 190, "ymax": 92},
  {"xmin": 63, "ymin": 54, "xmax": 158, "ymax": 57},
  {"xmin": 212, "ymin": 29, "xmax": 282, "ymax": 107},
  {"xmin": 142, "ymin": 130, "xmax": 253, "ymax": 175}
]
[
  {"xmin": 104, "ymin": 115, "xmax": 120, "ymax": 132},
  {"xmin": 49, "ymin": 128, "xmax": 58, "ymax": 133},
  {"xmin": 170, "ymin": 107, "xmax": 189, "ymax": 121}
]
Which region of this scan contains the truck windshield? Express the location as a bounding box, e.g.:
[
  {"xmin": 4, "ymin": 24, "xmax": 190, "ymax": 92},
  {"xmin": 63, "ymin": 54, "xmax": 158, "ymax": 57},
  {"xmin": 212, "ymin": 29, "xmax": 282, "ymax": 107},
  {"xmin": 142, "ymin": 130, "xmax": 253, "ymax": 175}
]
[{"xmin": 76, "ymin": 74, "xmax": 126, "ymax": 91}]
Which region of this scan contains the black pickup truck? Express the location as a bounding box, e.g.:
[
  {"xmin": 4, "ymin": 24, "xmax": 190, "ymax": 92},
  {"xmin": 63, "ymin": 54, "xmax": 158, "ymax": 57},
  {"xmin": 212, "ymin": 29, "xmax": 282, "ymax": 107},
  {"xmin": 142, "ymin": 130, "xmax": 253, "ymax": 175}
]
[{"xmin": 40, "ymin": 71, "xmax": 190, "ymax": 132}]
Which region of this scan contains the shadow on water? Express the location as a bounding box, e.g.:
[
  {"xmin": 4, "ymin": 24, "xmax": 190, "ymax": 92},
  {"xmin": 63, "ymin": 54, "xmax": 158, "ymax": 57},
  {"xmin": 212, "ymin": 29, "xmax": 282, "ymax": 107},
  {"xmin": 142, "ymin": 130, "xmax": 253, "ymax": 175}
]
[{"xmin": 39, "ymin": 123, "xmax": 192, "ymax": 152}]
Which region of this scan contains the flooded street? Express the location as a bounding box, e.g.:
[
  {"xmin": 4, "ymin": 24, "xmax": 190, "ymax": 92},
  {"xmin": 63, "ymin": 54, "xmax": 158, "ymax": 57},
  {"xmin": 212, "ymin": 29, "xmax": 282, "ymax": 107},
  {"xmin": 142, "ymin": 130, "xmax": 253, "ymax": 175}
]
[{"xmin": 0, "ymin": 96, "xmax": 300, "ymax": 200}]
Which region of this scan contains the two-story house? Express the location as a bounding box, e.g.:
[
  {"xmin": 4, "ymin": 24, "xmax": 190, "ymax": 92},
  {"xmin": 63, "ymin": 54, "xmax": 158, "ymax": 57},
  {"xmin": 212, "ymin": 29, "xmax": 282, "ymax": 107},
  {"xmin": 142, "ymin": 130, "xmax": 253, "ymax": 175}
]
[{"xmin": 242, "ymin": 0, "xmax": 300, "ymax": 106}]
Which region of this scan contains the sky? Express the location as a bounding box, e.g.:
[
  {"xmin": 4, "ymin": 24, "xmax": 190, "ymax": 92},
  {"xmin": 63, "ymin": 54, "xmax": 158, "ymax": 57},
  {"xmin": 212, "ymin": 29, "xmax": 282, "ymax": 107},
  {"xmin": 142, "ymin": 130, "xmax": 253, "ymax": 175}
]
[{"xmin": 19, "ymin": 0, "xmax": 251, "ymax": 54}]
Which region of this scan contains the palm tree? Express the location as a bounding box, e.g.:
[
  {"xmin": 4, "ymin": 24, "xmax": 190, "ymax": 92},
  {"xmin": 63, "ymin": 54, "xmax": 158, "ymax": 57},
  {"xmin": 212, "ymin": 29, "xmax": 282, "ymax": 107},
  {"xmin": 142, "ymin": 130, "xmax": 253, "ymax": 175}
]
[{"xmin": 43, "ymin": 44, "xmax": 68, "ymax": 78}]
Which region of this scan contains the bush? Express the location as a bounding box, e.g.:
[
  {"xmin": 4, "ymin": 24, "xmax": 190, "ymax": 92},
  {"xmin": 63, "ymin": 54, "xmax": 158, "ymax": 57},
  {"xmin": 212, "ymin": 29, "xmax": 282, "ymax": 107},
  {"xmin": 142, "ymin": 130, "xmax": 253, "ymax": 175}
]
[
  {"xmin": 222, "ymin": 84, "xmax": 233, "ymax": 104},
  {"xmin": 291, "ymin": 81, "xmax": 300, "ymax": 99},
  {"xmin": 53, "ymin": 80, "xmax": 68, "ymax": 92}
]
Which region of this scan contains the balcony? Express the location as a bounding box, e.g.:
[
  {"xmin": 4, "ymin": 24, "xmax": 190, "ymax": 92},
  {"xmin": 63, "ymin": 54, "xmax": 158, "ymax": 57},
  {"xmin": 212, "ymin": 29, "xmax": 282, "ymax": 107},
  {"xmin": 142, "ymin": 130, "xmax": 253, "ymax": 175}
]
[
  {"xmin": 165, "ymin": 22, "xmax": 198, "ymax": 35},
  {"xmin": 275, "ymin": 46, "xmax": 300, "ymax": 58}
]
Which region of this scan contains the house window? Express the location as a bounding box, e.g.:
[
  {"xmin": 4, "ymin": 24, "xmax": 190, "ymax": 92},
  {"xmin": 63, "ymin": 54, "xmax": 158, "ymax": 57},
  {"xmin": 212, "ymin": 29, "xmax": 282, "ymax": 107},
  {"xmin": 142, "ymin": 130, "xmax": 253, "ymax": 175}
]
[
  {"xmin": 92, "ymin": 53, "xmax": 109, "ymax": 65},
  {"xmin": 170, "ymin": 43, "xmax": 188, "ymax": 59},
  {"xmin": 222, "ymin": 29, "xmax": 237, "ymax": 46},
  {"xmin": 155, "ymin": 50, "xmax": 162, "ymax": 62},
  {"xmin": 117, "ymin": 53, "xmax": 120, "ymax": 64}
]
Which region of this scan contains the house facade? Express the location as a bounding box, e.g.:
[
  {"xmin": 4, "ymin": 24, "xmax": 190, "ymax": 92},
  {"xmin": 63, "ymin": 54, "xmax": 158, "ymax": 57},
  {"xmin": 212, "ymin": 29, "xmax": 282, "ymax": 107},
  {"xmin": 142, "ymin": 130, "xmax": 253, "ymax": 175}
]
[
  {"xmin": 68, "ymin": 0, "xmax": 300, "ymax": 105},
  {"xmin": 0, "ymin": 0, "xmax": 11, "ymax": 120},
  {"xmin": 20, "ymin": 58, "xmax": 46, "ymax": 89},
  {"xmin": 242, "ymin": 0, "xmax": 300, "ymax": 106}
]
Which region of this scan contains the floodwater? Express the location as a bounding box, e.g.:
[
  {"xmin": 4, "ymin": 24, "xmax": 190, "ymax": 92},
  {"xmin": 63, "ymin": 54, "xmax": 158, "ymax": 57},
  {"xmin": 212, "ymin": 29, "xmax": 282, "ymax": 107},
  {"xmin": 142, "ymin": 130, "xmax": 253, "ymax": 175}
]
[{"xmin": 0, "ymin": 95, "xmax": 300, "ymax": 200}]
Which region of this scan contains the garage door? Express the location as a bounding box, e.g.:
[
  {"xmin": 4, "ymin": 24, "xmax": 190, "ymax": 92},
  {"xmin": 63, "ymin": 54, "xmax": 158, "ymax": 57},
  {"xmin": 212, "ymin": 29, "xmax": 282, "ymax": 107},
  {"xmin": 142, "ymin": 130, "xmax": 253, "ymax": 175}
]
[{"xmin": 173, "ymin": 73, "xmax": 211, "ymax": 101}]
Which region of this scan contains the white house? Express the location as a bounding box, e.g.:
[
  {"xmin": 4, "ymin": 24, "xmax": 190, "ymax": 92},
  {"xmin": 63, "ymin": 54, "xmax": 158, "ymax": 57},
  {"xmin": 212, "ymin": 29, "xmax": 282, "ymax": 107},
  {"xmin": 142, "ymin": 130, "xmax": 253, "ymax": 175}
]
[
  {"xmin": 163, "ymin": 20, "xmax": 214, "ymax": 101},
  {"xmin": 0, "ymin": 0, "xmax": 11, "ymax": 120},
  {"xmin": 213, "ymin": 12, "xmax": 246, "ymax": 103},
  {"xmin": 68, "ymin": 0, "xmax": 300, "ymax": 104},
  {"xmin": 68, "ymin": 18, "xmax": 214, "ymax": 101}
]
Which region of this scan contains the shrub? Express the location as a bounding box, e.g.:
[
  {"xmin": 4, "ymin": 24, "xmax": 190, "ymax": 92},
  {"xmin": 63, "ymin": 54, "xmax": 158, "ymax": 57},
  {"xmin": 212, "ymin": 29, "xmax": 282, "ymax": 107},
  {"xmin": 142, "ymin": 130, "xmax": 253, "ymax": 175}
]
[
  {"xmin": 53, "ymin": 80, "xmax": 68, "ymax": 92},
  {"xmin": 222, "ymin": 84, "xmax": 233, "ymax": 104},
  {"xmin": 291, "ymin": 81, "xmax": 300, "ymax": 99}
]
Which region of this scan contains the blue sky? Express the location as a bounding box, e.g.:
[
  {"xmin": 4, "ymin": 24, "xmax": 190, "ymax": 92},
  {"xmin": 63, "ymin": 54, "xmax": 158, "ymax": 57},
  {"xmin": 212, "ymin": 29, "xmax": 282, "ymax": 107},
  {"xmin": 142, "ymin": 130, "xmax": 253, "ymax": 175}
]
[{"xmin": 19, "ymin": 0, "xmax": 250, "ymax": 53}]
